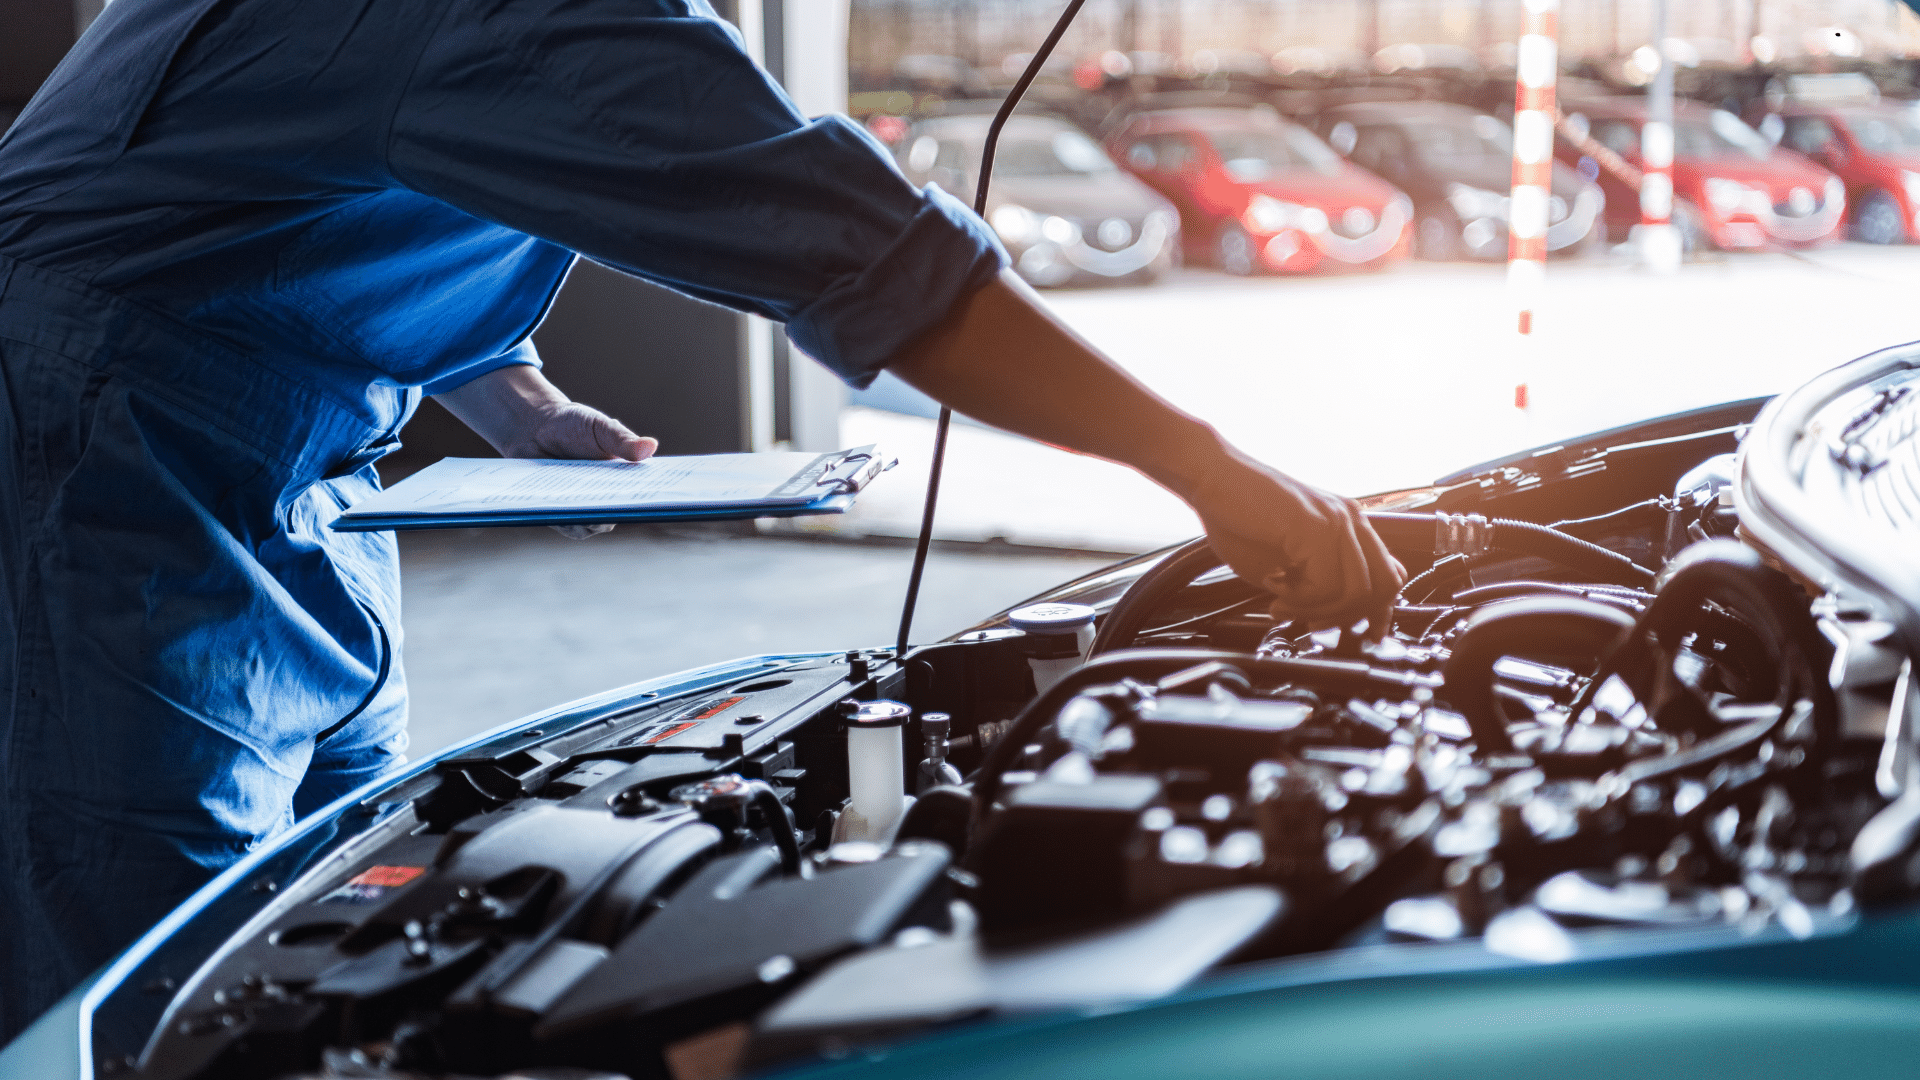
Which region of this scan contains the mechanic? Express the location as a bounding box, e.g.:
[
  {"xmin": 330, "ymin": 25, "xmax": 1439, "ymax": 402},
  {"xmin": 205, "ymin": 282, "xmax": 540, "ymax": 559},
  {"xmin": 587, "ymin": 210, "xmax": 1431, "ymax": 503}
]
[{"xmin": 0, "ymin": 0, "xmax": 1404, "ymax": 1038}]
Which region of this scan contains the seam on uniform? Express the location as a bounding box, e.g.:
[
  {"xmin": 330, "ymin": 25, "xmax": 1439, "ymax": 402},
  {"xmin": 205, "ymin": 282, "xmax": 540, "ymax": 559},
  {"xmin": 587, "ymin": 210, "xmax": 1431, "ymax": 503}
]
[
  {"xmin": 381, "ymin": 0, "xmax": 468, "ymax": 186},
  {"xmin": 0, "ymin": 259, "xmax": 376, "ymax": 474}
]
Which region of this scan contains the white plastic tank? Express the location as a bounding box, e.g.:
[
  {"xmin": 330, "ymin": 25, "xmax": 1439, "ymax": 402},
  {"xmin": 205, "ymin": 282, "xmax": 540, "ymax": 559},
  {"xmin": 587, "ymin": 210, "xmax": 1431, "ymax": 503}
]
[
  {"xmin": 1008, "ymin": 602, "xmax": 1097, "ymax": 694},
  {"xmin": 837, "ymin": 699, "xmax": 911, "ymax": 843}
]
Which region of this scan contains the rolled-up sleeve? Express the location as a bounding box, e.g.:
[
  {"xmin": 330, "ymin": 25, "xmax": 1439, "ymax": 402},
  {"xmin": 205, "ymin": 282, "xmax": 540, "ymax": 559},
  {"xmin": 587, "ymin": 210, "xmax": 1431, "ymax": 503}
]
[{"xmin": 386, "ymin": 0, "xmax": 1005, "ymax": 387}]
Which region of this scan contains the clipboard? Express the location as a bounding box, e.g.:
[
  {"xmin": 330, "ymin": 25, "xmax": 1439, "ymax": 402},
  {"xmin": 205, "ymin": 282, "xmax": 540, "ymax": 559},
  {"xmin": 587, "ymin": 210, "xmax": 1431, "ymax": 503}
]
[{"xmin": 331, "ymin": 445, "xmax": 895, "ymax": 533}]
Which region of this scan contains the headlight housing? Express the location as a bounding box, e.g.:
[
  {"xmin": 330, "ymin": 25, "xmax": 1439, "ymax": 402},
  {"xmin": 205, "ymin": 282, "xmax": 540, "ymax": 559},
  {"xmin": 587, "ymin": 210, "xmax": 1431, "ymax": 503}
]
[
  {"xmin": 1825, "ymin": 175, "xmax": 1847, "ymax": 211},
  {"xmin": 1903, "ymin": 171, "xmax": 1920, "ymax": 206},
  {"xmin": 1703, "ymin": 177, "xmax": 1770, "ymax": 216},
  {"xmin": 1445, "ymin": 183, "xmax": 1509, "ymax": 220},
  {"xmin": 1703, "ymin": 177, "xmax": 1752, "ymax": 214},
  {"xmin": 989, "ymin": 204, "xmax": 1038, "ymax": 245},
  {"xmin": 1246, "ymin": 194, "xmax": 1327, "ymax": 234}
]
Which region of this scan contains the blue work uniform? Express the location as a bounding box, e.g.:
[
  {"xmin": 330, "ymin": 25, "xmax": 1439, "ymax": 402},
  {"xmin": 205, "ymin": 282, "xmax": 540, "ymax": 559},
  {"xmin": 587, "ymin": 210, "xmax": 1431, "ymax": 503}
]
[{"xmin": 0, "ymin": 0, "xmax": 1003, "ymax": 1036}]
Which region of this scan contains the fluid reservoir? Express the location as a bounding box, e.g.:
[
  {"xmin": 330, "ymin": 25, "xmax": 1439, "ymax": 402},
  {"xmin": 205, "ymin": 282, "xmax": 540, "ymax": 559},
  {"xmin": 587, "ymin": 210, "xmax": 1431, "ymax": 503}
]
[
  {"xmin": 1009, "ymin": 603, "xmax": 1097, "ymax": 694},
  {"xmin": 840, "ymin": 699, "xmax": 911, "ymax": 843}
]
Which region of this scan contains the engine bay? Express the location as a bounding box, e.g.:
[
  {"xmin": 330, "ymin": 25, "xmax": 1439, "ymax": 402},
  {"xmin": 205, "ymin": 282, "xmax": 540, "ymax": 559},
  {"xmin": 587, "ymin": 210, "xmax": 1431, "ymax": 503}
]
[{"xmin": 92, "ymin": 386, "xmax": 1920, "ymax": 1080}]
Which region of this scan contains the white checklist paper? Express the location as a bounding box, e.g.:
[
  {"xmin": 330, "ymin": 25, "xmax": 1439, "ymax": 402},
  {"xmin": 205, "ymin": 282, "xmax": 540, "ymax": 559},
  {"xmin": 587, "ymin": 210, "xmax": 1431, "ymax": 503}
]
[{"xmin": 333, "ymin": 447, "xmax": 888, "ymax": 531}]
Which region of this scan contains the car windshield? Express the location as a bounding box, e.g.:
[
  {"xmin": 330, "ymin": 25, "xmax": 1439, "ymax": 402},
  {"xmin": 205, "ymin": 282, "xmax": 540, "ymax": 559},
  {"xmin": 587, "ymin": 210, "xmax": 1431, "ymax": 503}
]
[
  {"xmin": 1406, "ymin": 112, "xmax": 1512, "ymax": 167},
  {"xmin": 1673, "ymin": 112, "xmax": 1773, "ymax": 161},
  {"xmin": 1206, "ymin": 125, "xmax": 1344, "ymax": 180},
  {"xmin": 993, "ymin": 130, "xmax": 1118, "ymax": 177},
  {"xmin": 1842, "ymin": 109, "xmax": 1920, "ymax": 153}
]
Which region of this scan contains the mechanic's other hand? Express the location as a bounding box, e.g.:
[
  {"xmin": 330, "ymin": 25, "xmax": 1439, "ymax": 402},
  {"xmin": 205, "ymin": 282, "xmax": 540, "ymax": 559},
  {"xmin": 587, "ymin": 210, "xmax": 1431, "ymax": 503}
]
[
  {"xmin": 1184, "ymin": 449, "xmax": 1405, "ymax": 634},
  {"xmin": 507, "ymin": 402, "xmax": 654, "ymax": 540},
  {"xmin": 507, "ymin": 401, "xmax": 657, "ymax": 463}
]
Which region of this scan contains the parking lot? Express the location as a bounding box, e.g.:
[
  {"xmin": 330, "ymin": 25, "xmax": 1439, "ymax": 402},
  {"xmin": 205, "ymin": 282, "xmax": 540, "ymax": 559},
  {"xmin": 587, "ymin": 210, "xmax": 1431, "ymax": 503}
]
[{"xmin": 403, "ymin": 240, "xmax": 1920, "ymax": 753}]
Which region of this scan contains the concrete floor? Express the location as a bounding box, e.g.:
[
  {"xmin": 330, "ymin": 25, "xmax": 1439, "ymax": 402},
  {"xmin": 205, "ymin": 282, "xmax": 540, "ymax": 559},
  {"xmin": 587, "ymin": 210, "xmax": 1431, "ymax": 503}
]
[{"xmin": 397, "ymin": 525, "xmax": 1112, "ymax": 756}]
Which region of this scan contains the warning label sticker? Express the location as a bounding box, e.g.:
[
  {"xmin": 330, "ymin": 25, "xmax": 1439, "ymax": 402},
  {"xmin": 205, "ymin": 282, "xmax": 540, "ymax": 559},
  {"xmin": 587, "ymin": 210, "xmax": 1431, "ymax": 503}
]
[
  {"xmin": 320, "ymin": 864, "xmax": 425, "ymax": 905},
  {"xmin": 615, "ymin": 696, "xmax": 748, "ymax": 747}
]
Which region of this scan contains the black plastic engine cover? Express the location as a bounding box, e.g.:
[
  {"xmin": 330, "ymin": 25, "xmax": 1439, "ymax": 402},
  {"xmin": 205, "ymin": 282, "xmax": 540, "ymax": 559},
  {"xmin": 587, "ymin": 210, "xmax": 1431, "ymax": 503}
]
[
  {"xmin": 533, "ymin": 842, "xmax": 954, "ymax": 1055},
  {"xmin": 969, "ymin": 775, "xmax": 1163, "ymax": 933}
]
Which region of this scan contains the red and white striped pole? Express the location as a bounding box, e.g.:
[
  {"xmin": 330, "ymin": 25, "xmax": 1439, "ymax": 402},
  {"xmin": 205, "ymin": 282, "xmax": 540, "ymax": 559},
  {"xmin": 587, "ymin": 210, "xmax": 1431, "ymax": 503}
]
[
  {"xmin": 1637, "ymin": 0, "xmax": 1681, "ymax": 272},
  {"xmin": 1507, "ymin": 0, "xmax": 1557, "ymax": 409}
]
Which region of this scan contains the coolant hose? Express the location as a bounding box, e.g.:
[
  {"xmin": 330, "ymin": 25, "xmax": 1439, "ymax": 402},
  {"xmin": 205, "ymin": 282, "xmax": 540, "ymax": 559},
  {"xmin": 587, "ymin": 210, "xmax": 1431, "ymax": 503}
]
[
  {"xmin": 1366, "ymin": 512, "xmax": 1657, "ymax": 588},
  {"xmin": 1439, "ymin": 595, "xmax": 1638, "ymax": 753},
  {"xmin": 1571, "ymin": 539, "xmax": 1834, "ymax": 742}
]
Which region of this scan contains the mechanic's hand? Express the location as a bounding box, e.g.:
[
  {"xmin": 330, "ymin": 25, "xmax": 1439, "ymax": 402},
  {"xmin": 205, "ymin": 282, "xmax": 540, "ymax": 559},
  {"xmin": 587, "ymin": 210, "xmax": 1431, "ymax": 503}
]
[
  {"xmin": 430, "ymin": 368, "xmax": 657, "ymax": 539},
  {"xmin": 505, "ymin": 401, "xmax": 657, "ymax": 464},
  {"xmin": 1184, "ymin": 448, "xmax": 1405, "ymax": 634},
  {"xmin": 505, "ymin": 402, "xmax": 655, "ymax": 541}
]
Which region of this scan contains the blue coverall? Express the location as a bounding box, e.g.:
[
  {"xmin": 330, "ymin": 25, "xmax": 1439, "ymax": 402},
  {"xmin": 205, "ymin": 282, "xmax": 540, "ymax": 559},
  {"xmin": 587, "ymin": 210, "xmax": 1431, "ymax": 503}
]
[{"xmin": 0, "ymin": 0, "xmax": 1002, "ymax": 1036}]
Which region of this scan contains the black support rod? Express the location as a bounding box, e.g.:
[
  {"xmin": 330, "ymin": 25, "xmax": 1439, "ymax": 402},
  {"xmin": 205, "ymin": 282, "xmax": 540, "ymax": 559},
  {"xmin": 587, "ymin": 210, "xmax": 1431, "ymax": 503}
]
[{"xmin": 895, "ymin": 0, "xmax": 1091, "ymax": 658}]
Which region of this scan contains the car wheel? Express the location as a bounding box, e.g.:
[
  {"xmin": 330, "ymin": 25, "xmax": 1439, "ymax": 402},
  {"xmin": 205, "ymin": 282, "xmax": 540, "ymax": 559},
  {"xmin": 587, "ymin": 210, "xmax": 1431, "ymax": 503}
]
[
  {"xmin": 1215, "ymin": 223, "xmax": 1256, "ymax": 276},
  {"xmin": 1853, "ymin": 189, "xmax": 1906, "ymax": 245},
  {"xmin": 1415, "ymin": 215, "xmax": 1459, "ymax": 261}
]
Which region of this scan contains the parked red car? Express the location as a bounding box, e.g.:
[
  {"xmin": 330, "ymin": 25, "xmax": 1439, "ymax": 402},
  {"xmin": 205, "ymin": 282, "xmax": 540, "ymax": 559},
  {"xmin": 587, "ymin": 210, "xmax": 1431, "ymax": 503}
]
[
  {"xmin": 1563, "ymin": 98, "xmax": 1845, "ymax": 253},
  {"xmin": 1775, "ymin": 103, "xmax": 1920, "ymax": 244},
  {"xmin": 1108, "ymin": 108, "xmax": 1412, "ymax": 275}
]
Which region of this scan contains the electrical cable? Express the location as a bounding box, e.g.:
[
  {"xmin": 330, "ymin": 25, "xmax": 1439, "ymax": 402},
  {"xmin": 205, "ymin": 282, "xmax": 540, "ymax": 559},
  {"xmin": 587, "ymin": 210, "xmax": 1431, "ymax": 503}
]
[{"xmin": 894, "ymin": 0, "xmax": 1091, "ymax": 659}]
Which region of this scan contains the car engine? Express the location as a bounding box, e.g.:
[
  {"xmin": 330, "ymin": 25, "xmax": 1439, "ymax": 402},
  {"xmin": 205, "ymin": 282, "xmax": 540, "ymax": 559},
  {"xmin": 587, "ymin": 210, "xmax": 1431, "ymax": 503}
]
[{"xmin": 90, "ymin": 358, "xmax": 1920, "ymax": 1080}]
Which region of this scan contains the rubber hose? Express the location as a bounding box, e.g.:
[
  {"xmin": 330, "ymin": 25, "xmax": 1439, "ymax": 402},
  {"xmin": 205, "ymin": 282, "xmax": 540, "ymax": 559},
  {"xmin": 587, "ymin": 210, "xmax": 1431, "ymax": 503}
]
[
  {"xmin": 1573, "ymin": 539, "xmax": 1834, "ymax": 741},
  {"xmin": 1438, "ymin": 595, "xmax": 1639, "ymax": 753},
  {"xmin": 1366, "ymin": 512, "xmax": 1657, "ymax": 588},
  {"xmin": 751, "ymin": 787, "xmax": 802, "ymax": 875},
  {"xmin": 1089, "ymin": 537, "xmax": 1225, "ymax": 657},
  {"xmin": 1451, "ymin": 581, "xmax": 1653, "ymax": 607}
]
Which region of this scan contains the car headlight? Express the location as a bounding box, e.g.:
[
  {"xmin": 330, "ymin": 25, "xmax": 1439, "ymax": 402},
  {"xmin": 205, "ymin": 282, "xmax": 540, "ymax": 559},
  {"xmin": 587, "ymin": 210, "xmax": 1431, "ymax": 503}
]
[
  {"xmin": 989, "ymin": 204, "xmax": 1039, "ymax": 245},
  {"xmin": 1825, "ymin": 175, "xmax": 1846, "ymax": 210},
  {"xmin": 1703, "ymin": 177, "xmax": 1752, "ymax": 214},
  {"xmin": 1246, "ymin": 194, "xmax": 1327, "ymax": 234},
  {"xmin": 1040, "ymin": 215, "xmax": 1081, "ymax": 245},
  {"xmin": 1904, "ymin": 171, "xmax": 1920, "ymax": 206},
  {"xmin": 1445, "ymin": 183, "xmax": 1509, "ymax": 220}
]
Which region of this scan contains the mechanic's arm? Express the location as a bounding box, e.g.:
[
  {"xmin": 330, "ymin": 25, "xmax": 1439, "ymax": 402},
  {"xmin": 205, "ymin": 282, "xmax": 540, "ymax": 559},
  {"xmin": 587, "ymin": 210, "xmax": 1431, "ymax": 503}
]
[
  {"xmin": 433, "ymin": 365, "xmax": 656, "ymax": 463},
  {"xmin": 890, "ymin": 270, "xmax": 1405, "ymax": 628}
]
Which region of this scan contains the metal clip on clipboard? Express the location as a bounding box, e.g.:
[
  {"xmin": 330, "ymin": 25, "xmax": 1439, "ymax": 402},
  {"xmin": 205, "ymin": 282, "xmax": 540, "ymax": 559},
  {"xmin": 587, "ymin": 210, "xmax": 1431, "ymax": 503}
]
[{"xmin": 815, "ymin": 448, "xmax": 897, "ymax": 496}]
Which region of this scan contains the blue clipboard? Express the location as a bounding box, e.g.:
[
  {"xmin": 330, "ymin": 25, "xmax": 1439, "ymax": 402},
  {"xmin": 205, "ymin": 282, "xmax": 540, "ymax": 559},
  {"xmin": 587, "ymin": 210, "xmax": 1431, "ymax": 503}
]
[{"xmin": 331, "ymin": 446, "xmax": 891, "ymax": 533}]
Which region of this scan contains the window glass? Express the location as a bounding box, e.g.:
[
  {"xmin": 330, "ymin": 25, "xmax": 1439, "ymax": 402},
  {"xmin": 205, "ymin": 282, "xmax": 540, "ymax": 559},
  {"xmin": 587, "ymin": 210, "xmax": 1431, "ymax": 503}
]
[
  {"xmin": 1146, "ymin": 134, "xmax": 1198, "ymax": 171},
  {"xmin": 1348, "ymin": 125, "xmax": 1409, "ymax": 172},
  {"xmin": 985, "ymin": 128, "xmax": 1117, "ymax": 178},
  {"xmin": 1704, "ymin": 110, "xmax": 1774, "ymax": 159},
  {"xmin": 1204, "ymin": 124, "xmax": 1343, "ymax": 180},
  {"xmin": 1842, "ymin": 110, "xmax": 1920, "ymax": 153},
  {"xmin": 1782, "ymin": 116, "xmax": 1838, "ymax": 156},
  {"xmin": 1592, "ymin": 119, "xmax": 1639, "ymax": 156},
  {"xmin": 1405, "ymin": 114, "xmax": 1511, "ymax": 167}
]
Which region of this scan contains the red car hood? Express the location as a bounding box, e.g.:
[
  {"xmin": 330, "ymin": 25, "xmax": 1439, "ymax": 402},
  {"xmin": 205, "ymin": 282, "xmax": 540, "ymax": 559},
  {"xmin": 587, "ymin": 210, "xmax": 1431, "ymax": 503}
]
[
  {"xmin": 1684, "ymin": 151, "xmax": 1835, "ymax": 199},
  {"xmin": 1244, "ymin": 166, "xmax": 1401, "ymax": 209}
]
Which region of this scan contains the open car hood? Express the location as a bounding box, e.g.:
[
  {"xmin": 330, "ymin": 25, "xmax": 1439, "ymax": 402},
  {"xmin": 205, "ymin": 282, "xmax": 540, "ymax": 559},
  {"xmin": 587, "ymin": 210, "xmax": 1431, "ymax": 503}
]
[{"xmin": 13, "ymin": 348, "xmax": 1920, "ymax": 1080}]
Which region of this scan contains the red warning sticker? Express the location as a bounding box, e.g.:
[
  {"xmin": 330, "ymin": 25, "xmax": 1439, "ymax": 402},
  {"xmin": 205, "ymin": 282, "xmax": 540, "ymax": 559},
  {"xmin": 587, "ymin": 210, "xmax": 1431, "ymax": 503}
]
[
  {"xmin": 687, "ymin": 696, "xmax": 747, "ymax": 721},
  {"xmin": 615, "ymin": 695, "xmax": 750, "ymax": 747},
  {"xmin": 352, "ymin": 865, "xmax": 426, "ymax": 888},
  {"xmin": 321, "ymin": 864, "xmax": 425, "ymax": 904},
  {"xmin": 642, "ymin": 721, "xmax": 702, "ymax": 744}
]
